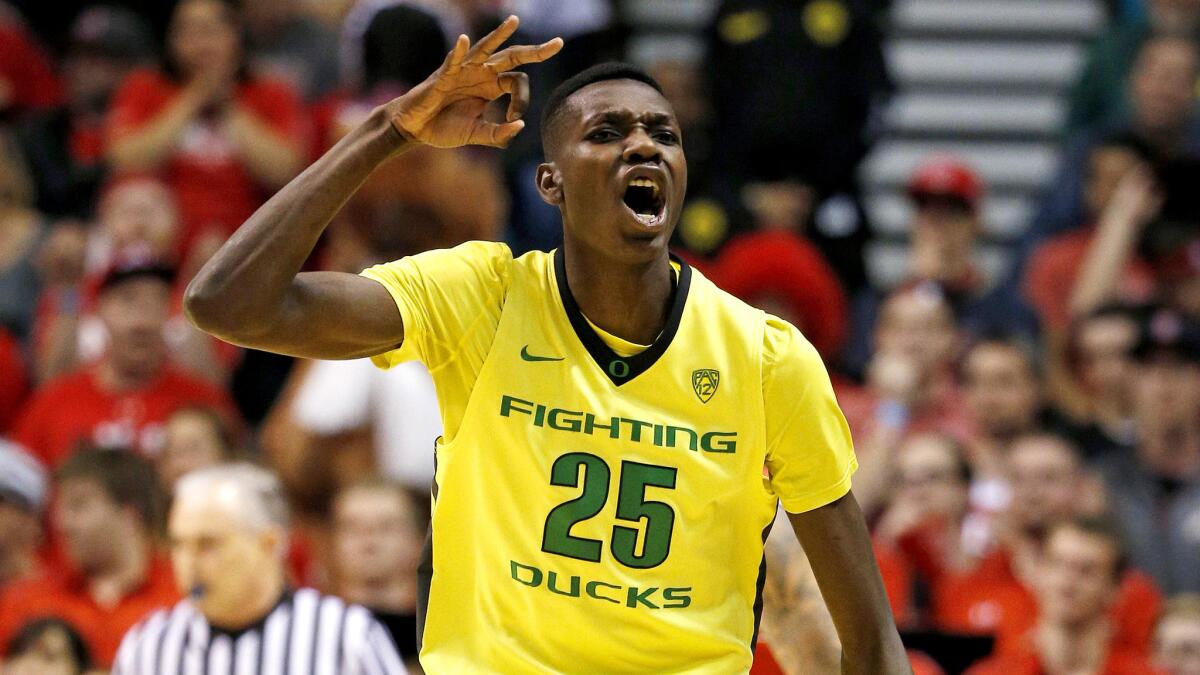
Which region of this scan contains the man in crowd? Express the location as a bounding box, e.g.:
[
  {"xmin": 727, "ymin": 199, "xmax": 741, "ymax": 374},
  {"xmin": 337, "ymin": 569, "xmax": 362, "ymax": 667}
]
[
  {"xmin": 13, "ymin": 257, "xmax": 237, "ymax": 468},
  {"xmin": 113, "ymin": 463, "xmax": 406, "ymax": 674},
  {"xmin": 1066, "ymin": 304, "xmax": 1142, "ymax": 459},
  {"xmin": 961, "ymin": 337, "xmax": 1045, "ymax": 478},
  {"xmin": 0, "ymin": 448, "xmax": 178, "ymax": 668},
  {"xmin": 966, "ymin": 517, "xmax": 1159, "ymax": 674},
  {"xmin": 331, "ymin": 478, "xmax": 426, "ymax": 671},
  {"xmin": 0, "ymin": 441, "xmax": 46, "ymax": 591},
  {"xmin": 1097, "ymin": 308, "xmax": 1200, "ymax": 594}
]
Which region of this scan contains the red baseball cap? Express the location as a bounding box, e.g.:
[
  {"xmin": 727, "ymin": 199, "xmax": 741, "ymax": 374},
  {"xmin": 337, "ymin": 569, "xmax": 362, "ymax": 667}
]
[{"xmin": 907, "ymin": 156, "xmax": 983, "ymax": 209}]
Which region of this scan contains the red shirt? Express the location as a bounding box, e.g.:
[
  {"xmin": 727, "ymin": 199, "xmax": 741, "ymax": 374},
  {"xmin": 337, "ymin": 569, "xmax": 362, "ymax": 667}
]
[
  {"xmin": 12, "ymin": 363, "xmax": 238, "ymax": 468},
  {"xmin": 0, "ymin": 22, "xmax": 61, "ymax": 114},
  {"xmin": 965, "ymin": 641, "xmax": 1162, "ymax": 675},
  {"xmin": 106, "ymin": 69, "xmax": 306, "ymax": 259},
  {"xmin": 0, "ymin": 328, "xmax": 28, "ymax": 432},
  {"xmin": 1023, "ymin": 228, "xmax": 1156, "ymax": 330},
  {"xmin": 934, "ymin": 549, "xmax": 1162, "ymax": 656},
  {"xmin": 0, "ymin": 554, "xmax": 179, "ymax": 667}
]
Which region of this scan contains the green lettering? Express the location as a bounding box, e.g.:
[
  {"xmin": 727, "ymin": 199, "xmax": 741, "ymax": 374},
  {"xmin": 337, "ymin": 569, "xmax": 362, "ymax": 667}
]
[
  {"xmin": 585, "ymin": 580, "xmax": 621, "ymax": 604},
  {"xmin": 546, "ymin": 571, "xmax": 581, "ymax": 597},
  {"xmin": 626, "ymin": 586, "xmax": 660, "ymax": 609},
  {"xmin": 584, "ymin": 414, "xmax": 621, "ymax": 439},
  {"xmin": 534, "ymin": 403, "xmax": 546, "ymax": 426},
  {"xmin": 500, "ymin": 395, "xmax": 534, "ymax": 418},
  {"xmin": 621, "ymin": 418, "xmax": 652, "ymax": 442},
  {"xmin": 666, "ymin": 426, "xmax": 699, "ymax": 451},
  {"xmin": 547, "ymin": 408, "xmax": 583, "ymax": 432},
  {"xmin": 510, "ymin": 561, "xmax": 543, "ymax": 587},
  {"xmin": 653, "ymin": 424, "xmax": 664, "ymax": 446},
  {"xmin": 702, "ymin": 431, "xmax": 737, "ymax": 453},
  {"xmin": 662, "ymin": 587, "xmax": 692, "ymax": 609}
]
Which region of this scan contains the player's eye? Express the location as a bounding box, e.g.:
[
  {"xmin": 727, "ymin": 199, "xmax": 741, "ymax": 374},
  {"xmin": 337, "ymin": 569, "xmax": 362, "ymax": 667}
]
[
  {"xmin": 587, "ymin": 128, "xmax": 620, "ymax": 142},
  {"xmin": 653, "ymin": 130, "xmax": 679, "ymax": 144}
]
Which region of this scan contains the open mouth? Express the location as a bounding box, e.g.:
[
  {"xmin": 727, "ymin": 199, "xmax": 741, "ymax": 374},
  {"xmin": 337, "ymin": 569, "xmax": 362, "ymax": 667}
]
[{"xmin": 622, "ymin": 177, "xmax": 666, "ymax": 227}]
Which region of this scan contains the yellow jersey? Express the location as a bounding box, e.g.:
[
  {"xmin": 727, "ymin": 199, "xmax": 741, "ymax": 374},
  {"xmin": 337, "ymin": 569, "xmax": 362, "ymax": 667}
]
[{"xmin": 362, "ymin": 242, "xmax": 856, "ymax": 674}]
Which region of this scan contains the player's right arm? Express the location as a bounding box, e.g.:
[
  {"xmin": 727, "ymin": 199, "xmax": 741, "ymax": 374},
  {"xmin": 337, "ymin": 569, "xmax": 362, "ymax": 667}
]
[{"xmin": 183, "ymin": 17, "xmax": 561, "ymax": 360}]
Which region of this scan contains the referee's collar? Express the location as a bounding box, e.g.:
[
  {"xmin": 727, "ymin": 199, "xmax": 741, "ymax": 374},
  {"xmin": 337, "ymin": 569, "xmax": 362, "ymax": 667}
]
[{"xmin": 204, "ymin": 587, "xmax": 293, "ymax": 638}]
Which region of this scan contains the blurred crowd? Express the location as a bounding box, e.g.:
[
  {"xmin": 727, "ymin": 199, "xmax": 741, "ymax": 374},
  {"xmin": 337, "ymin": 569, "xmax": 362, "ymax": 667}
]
[{"xmin": 1, "ymin": 0, "xmax": 1200, "ymax": 673}]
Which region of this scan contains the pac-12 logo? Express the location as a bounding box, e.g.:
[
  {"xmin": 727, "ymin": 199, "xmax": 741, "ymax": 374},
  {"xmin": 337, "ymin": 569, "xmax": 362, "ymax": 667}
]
[{"xmin": 692, "ymin": 369, "xmax": 720, "ymax": 403}]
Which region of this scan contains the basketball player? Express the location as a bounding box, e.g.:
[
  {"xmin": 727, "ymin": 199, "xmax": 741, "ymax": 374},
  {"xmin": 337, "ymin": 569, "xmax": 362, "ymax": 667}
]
[{"xmin": 184, "ymin": 16, "xmax": 907, "ymax": 673}]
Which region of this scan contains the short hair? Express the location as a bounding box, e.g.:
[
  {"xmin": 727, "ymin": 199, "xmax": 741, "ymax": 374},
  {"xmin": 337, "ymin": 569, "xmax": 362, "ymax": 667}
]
[
  {"xmin": 1009, "ymin": 432, "xmax": 1082, "ymax": 468},
  {"xmin": 540, "ymin": 62, "xmax": 665, "ymax": 157},
  {"xmin": 174, "ymin": 462, "xmax": 289, "ymax": 533},
  {"xmin": 1049, "ymin": 514, "xmax": 1129, "ymax": 581},
  {"xmin": 167, "ymin": 405, "xmax": 238, "ymax": 459},
  {"xmin": 901, "ymin": 433, "xmax": 973, "ymax": 484},
  {"xmin": 961, "ymin": 332, "xmax": 1043, "ymax": 381},
  {"xmin": 333, "ymin": 476, "xmax": 425, "ymax": 534},
  {"xmin": 57, "ymin": 448, "xmax": 162, "ymax": 531}
]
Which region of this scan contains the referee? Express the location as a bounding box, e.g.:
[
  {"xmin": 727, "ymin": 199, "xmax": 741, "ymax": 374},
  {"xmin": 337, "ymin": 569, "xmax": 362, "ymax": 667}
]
[{"xmin": 112, "ymin": 464, "xmax": 407, "ymax": 674}]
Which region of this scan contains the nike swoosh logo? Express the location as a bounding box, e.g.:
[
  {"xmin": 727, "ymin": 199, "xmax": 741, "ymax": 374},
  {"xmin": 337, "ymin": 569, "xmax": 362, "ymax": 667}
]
[{"xmin": 521, "ymin": 345, "xmax": 564, "ymax": 362}]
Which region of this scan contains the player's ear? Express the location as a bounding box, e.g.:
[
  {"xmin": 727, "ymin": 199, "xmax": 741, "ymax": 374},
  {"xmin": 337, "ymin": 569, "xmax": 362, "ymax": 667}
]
[{"xmin": 535, "ymin": 162, "xmax": 563, "ymax": 206}]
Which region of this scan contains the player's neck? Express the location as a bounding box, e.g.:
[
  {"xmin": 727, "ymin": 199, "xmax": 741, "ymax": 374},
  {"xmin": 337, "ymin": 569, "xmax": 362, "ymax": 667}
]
[{"xmin": 561, "ymin": 246, "xmax": 674, "ymax": 346}]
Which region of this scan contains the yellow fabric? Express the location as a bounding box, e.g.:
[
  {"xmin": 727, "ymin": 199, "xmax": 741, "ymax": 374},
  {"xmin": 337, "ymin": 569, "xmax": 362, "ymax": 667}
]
[{"xmin": 361, "ymin": 242, "xmax": 857, "ymax": 674}]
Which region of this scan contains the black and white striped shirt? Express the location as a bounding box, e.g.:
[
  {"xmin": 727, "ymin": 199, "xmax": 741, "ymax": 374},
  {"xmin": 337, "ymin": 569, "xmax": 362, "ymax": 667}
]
[{"xmin": 112, "ymin": 588, "xmax": 408, "ymax": 675}]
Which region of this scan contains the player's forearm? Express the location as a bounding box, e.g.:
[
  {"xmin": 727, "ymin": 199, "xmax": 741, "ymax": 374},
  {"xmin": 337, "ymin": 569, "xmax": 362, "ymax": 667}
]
[
  {"xmin": 185, "ymin": 107, "xmax": 407, "ymax": 337},
  {"xmin": 788, "ymin": 496, "xmax": 911, "ymax": 675}
]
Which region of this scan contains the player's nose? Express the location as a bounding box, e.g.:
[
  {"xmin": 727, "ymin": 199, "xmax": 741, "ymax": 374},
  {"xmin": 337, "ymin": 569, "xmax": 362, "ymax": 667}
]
[{"xmin": 621, "ymin": 127, "xmax": 661, "ymax": 164}]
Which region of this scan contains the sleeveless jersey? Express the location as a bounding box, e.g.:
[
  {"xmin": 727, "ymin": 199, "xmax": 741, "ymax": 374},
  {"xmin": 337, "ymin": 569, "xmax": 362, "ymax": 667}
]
[{"xmin": 362, "ymin": 242, "xmax": 856, "ymax": 674}]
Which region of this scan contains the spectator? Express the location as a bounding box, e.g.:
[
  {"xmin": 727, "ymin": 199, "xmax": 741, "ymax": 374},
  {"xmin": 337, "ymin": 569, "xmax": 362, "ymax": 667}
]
[
  {"xmin": 1030, "ymin": 32, "xmax": 1200, "ymax": 245},
  {"xmin": 16, "ymin": 6, "xmax": 155, "ymax": 219},
  {"xmin": 705, "ymin": 0, "xmax": 892, "ymax": 292},
  {"xmin": 0, "ymin": 448, "xmax": 177, "ymax": 668},
  {"xmin": 715, "ymin": 228, "xmax": 849, "ymax": 360},
  {"xmin": 849, "ymin": 156, "xmax": 1034, "ymax": 373},
  {"xmin": 872, "ymin": 433, "xmax": 973, "ymax": 626},
  {"xmin": 34, "ymin": 178, "xmax": 240, "ymax": 384},
  {"xmin": 13, "ymin": 256, "xmax": 238, "ymax": 469},
  {"xmin": 966, "ymin": 517, "xmax": 1159, "ymax": 674},
  {"xmin": 0, "ymin": 3, "xmax": 63, "ymax": 118},
  {"xmin": 1065, "ymin": 304, "xmax": 1142, "ymax": 458},
  {"xmin": 1024, "ymin": 133, "xmax": 1159, "ymax": 333},
  {"xmin": 330, "ymin": 478, "xmax": 425, "ymax": 669},
  {"xmin": 1067, "ymin": 0, "xmax": 1200, "ymax": 134},
  {"xmin": 935, "ymin": 434, "xmax": 1161, "ymax": 656},
  {"xmin": 242, "ymin": 0, "xmax": 341, "ymax": 101},
  {"xmin": 2, "ymin": 617, "xmax": 91, "ymax": 675},
  {"xmin": 0, "ymin": 130, "xmax": 48, "ymax": 343},
  {"xmin": 0, "ymin": 441, "xmax": 46, "ymax": 590},
  {"xmin": 961, "ymin": 337, "xmax": 1044, "ymax": 470},
  {"xmin": 156, "ymin": 405, "xmax": 237, "ymax": 493},
  {"xmin": 1096, "ymin": 308, "xmax": 1200, "ymax": 594},
  {"xmin": 114, "ymin": 463, "xmax": 407, "ymax": 673},
  {"xmin": 840, "ymin": 284, "xmax": 973, "ymax": 514},
  {"xmin": 1156, "ymin": 594, "xmax": 1200, "ymax": 675},
  {"xmin": 105, "ymin": 0, "xmax": 305, "ymax": 263}
]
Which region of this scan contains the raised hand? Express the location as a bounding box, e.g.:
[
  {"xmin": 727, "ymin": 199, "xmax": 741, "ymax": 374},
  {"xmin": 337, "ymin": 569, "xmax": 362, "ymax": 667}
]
[{"xmin": 387, "ymin": 15, "xmax": 562, "ymax": 149}]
